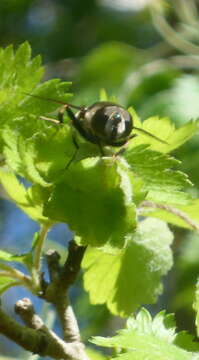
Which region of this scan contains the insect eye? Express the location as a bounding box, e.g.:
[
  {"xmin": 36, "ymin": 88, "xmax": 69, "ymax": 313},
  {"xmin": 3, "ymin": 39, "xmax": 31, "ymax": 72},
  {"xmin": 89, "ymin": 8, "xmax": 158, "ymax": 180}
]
[{"xmin": 111, "ymin": 112, "xmax": 122, "ymax": 122}]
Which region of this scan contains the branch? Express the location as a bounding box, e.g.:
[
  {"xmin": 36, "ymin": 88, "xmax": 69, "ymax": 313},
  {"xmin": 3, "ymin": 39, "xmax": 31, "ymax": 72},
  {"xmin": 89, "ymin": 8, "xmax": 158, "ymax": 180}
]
[
  {"xmin": 139, "ymin": 200, "xmax": 199, "ymax": 233},
  {"xmin": 61, "ymin": 239, "xmax": 87, "ymax": 288},
  {"xmin": 43, "ymin": 240, "xmax": 87, "ymax": 342},
  {"xmin": 0, "ymin": 299, "xmax": 87, "ymax": 360}
]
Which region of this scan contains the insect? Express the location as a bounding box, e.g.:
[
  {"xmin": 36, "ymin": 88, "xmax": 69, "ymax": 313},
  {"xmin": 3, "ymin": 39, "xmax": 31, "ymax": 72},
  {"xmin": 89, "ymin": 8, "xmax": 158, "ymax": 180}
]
[{"xmin": 24, "ymin": 93, "xmax": 167, "ymax": 157}]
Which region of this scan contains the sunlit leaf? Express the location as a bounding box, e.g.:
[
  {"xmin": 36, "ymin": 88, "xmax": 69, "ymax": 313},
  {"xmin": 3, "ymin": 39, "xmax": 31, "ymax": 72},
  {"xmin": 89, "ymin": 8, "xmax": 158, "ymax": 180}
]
[
  {"xmin": 124, "ymin": 144, "xmax": 192, "ymax": 205},
  {"xmin": 45, "ymin": 157, "xmax": 137, "ymax": 248},
  {"xmin": 82, "ymin": 218, "xmax": 173, "ymax": 316},
  {"xmin": 91, "ymin": 308, "xmax": 199, "ymax": 359},
  {"xmin": 0, "ymin": 168, "xmax": 51, "ymax": 224}
]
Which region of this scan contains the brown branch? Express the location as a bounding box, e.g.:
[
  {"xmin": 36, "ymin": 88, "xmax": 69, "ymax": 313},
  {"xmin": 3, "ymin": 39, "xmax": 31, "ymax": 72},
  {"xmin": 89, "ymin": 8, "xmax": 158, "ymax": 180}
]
[
  {"xmin": 139, "ymin": 200, "xmax": 199, "ymax": 233},
  {"xmin": 60, "ymin": 240, "xmax": 87, "ymax": 288},
  {"xmin": 0, "ymin": 238, "xmax": 89, "ymax": 359},
  {"xmin": 46, "ymin": 249, "xmax": 61, "ymax": 283},
  {"xmin": 43, "ymin": 240, "xmax": 87, "ymax": 343},
  {"xmin": 15, "ymin": 297, "xmax": 45, "ymax": 330},
  {"xmin": 0, "ymin": 300, "xmax": 87, "ymax": 360}
]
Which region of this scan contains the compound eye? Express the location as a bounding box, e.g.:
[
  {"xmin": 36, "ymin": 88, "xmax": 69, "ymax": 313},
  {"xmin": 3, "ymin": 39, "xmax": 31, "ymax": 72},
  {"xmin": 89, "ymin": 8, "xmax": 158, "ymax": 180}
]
[{"xmin": 111, "ymin": 112, "xmax": 122, "ymax": 122}]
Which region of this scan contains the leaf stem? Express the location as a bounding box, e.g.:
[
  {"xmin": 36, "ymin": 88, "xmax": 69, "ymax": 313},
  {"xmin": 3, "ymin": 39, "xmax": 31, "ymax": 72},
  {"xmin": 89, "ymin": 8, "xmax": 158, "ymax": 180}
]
[
  {"xmin": 139, "ymin": 200, "xmax": 199, "ymax": 233},
  {"xmin": 31, "ymin": 224, "xmax": 50, "ymax": 291},
  {"xmin": 174, "ymin": 0, "xmax": 198, "ymax": 27},
  {"xmin": 151, "ymin": 10, "xmax": 199, "ymax": 55},
  {"xmin": 0, "ymin": 265, "xmax": 32, "ymax": 289}
]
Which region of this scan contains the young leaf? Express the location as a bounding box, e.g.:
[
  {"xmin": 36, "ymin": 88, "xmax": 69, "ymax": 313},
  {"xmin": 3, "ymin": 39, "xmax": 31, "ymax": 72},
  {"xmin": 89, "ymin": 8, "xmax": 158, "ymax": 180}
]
[
  {"xmin": 0, "ymin": 43, "xmax": 43, "ymax": 113},
  {"xmin": 82, "ymin": 218, "xmax": 173, "ymax": 316},
  {"xmin": 20, "ymin": 78, "xmax": 72, "ymax": 116},
  {"xmin": 91, "ymin": 308, "xmax": 199, "ymax": 360},
  {"xmin": 0, "ymin": 168, "xmax": 51, "ymax": 224},
  {"xmin": 140, "ymin": 199, "xmax": 199, "ymax": 232},
  {"xmin": 0, "ymin": 42, "xmax": 72, "ymax": 168},
  {"xmin": 124, "ymin": 144, "xmax": 192, "ymax": 205},
  {"xmin": 129, "ymin": 113, "xmax": 199, "ymax": 154},
  {"xmin": 86, "ymin": 348, "xmax": 107, "ymax": 360},
  {"xmin": 0, "ymin": 250, "xmax": 27, "ymax": 263},
  {"xmin": 2, "ymin": 123, "xmax": 74, "ymax": 186},
  {"xmin": 44, "ymin": 157, "xmax": 137, "ymax": 249},
  {"xmin": 0, "ymin": 276, "xmax": 20, "ymax": 295},
  {"xmin": 0, "ymin": 249, "xmax": 33, "ymax": 273}
]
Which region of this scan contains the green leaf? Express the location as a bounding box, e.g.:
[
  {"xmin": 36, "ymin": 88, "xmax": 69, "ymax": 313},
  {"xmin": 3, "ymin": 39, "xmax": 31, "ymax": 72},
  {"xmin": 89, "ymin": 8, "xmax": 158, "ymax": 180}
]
[
  {"xmin": 3, "ymin": 118, "xmax": 76, "ymax": 185},
  {"xmin": 128, "ymin": 108, "xmax": 199, "ymax": 153},
  {"xmin": 0, "ymin": 250, "xmax": 16, "ymax": 262},
  {"xmin": 20, "ymin": 79, "xmax": 72, "ymax": 116},
  {"xmin": 45, "ymin": 157, "xmax": 137, "ymax": 248},
  {"xmin": 175, "ymin": 331, "xmax": 199, "ymax": 352},
  {"xmin": 91, "ymin": 308, "xmax": 199, "ymax": 360},
  {"xmin": 0, "ymin": 276, "xmax": 19, "ymax": 294},
  {"xmin": 140, "ymin": 199, "xmax": 199, "ymax": 231},
  {"xmin": 124, "ymin": 144, "xmax": 192, "ymax": 205},
  {"xmin": 26, "ymin": 125, "xmax": 76, "ymax": 184},
  {"xmin": 0, "ymin": 42, "xmax": 72, "ymax": 174},
  {"xmin": 0, "ymin": 168, "xmax": 51, "ymax": 224},
  {"xmin": 0, "ymin": 250, "xmax": 26, "ymax": 263},
  {"xmin": 86, "ymin": 348, "xmax": 107, "ymax": 360},
  {"xmin": 0, "ymin": 42, "xmax": 43, "ymax": 111},
  {"xmin": 13, "ymin": 42, "xmax": 41, "ymax": 90},
  {"xmin": 82, "ymin": 218, "xmax": 173, "ymax": 316},
  {"xmin": 0, "ymin": 249, "xmax": 33, "ymax": 271}
]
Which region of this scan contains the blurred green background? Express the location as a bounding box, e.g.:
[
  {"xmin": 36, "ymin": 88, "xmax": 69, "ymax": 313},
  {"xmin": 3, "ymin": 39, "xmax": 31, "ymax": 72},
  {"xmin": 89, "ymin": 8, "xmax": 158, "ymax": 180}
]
[{"xmin": 1, "ymin": 0, "xmax": 199, "ymax": 359}]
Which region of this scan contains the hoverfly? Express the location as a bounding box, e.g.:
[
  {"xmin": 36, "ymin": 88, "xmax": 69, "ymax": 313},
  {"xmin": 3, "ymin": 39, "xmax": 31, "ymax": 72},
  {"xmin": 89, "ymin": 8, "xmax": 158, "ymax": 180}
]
[{"xmin": 24, "ymin": 93, "xmax": 167, "ymax": 156}]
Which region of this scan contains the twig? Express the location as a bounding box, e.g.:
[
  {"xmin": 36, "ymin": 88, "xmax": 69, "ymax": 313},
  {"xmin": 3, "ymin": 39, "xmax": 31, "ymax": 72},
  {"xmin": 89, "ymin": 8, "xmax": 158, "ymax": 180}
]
[
  {"xmin": 46, "ymin": 249, "xmax": 61, "ymax": 283},
  {"xmin": 57, "ymin": 240, "xmax": 86, "ymax": 341},
  {"xmin": 0, "ymin": 299, "xmax": 87, "ymax": 360},
  {"xmin": 139, "ymin": 200, "xmax": 199, "ymax": 233},
  {"xmin": 0, "ymin": 239, "xmax": 88, "ymax": 359},
  {"xmin": 60, "ymin": 240, "xmax": 87, "ymax": 288},
  {"xmin": 15, "ymin": 298, "xmax": 45, "ymax": 330},
  {"xmin": 44, "ymin": 240, "xmax": 87, "ymax": 342}
]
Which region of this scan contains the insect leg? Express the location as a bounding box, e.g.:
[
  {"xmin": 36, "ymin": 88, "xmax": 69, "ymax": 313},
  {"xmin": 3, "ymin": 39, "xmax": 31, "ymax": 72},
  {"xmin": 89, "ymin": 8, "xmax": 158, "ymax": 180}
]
[
  {"xmin": 97, "ymin": 141, "xmax": 105, "ymax": 156},
  {"xmin": 39, "ymin": 105, "xmax": 67, "ymax": 125},
  {"xmin": 58, "ymin": 105, "xmax": 68, "ymax": 124},
  {"xmin": 40, "ymin": 116, "xmax": 60, "ymax": 125},
  {"xmin": 61, "ymin": 106, "xmax": 81, "ymax": 169},
  {"xmin": 114, "ymin": 134, "xmax": 137, "ymax": 156},
  {"xmin": 65, "ymin": 132, "xmax": 79, "ymax": 169}
]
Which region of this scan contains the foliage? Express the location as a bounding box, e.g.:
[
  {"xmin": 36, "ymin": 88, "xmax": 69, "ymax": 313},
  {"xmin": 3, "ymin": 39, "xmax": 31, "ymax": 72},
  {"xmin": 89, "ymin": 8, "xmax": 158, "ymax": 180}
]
[
  {"xmin": 82, "ymin": 218, "xmax": 173, "ymax": 316},
  {"xmin": 91, "ymin": 308, "xmax": 199, "ymax": 360},
  {"xmin": 0, "ymin": 41, "xmax": 199, "ymax": 359}
]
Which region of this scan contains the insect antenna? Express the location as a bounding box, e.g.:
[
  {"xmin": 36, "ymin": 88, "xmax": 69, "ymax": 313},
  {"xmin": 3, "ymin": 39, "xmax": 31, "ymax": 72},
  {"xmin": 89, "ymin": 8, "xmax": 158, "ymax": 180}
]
[
  {"xmin": 22, "ymin": 92, "xmax": 82, "ymax": 110},
  {"xmin": 133, "ymin": 126, "xmax": 168, "ymax": 144}
]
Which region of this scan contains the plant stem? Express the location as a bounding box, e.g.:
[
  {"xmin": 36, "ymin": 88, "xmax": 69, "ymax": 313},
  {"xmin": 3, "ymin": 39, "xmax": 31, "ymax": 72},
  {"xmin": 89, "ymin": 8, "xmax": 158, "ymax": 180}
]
[
  {"xmin": 174, "ymin": 0, "xmax": 198, "ymax": 27},
  {"xmin": 31, "ymin": 224, "xmax": 50, "ymax": 291},
  {"xmin": 151, "ymin": 10, "xmax": 199, "ymax": 55},
  {"xmin": 139, "ymin": 200, "xmax": 199, "ymax": 233},
  {"xmin": 0, "ymin": 265, "xmax": 32, "ymax": 289}
]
